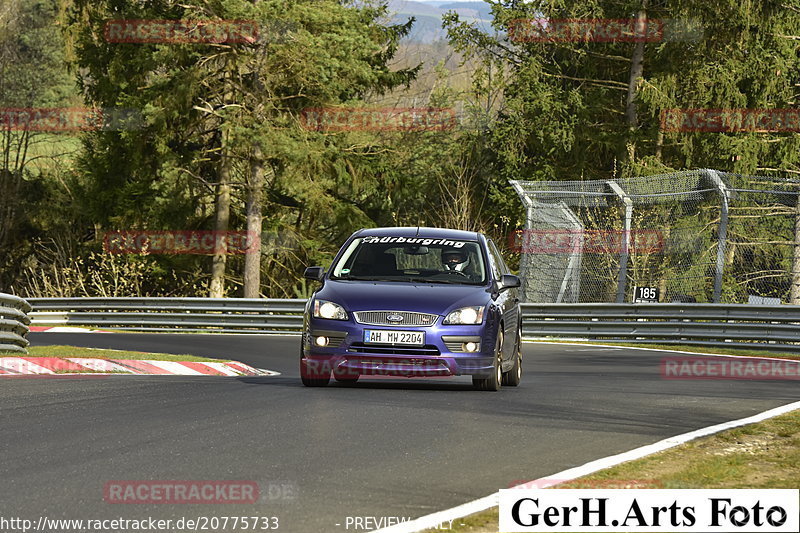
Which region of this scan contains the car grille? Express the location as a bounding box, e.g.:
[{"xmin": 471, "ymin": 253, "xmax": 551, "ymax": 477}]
[
  {"xmin": 348, "ymin": 342, "xmax": 441, "ymax": 356},
  {"xmin": 354, "ymin": 311, "xmax": 438, "ymax": 327}
]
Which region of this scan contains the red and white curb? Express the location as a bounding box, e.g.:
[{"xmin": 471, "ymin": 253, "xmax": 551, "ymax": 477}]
[{"xmin": 0, "ymin": 357, "xmax": 277, "ymax": 377}]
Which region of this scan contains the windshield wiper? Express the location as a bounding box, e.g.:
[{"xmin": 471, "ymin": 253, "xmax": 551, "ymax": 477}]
[
  {"xmin": 337, "ymin": 276, "xmax": 477, "ymax": 285},
  {"xmin": 408, "ymin": 278, "xmax": 463, "ymax": 284},
  {"xmin": 343, "ymin": 276, "xmax": 451, "ymax": 283},
  {"xmin": 337, "ymin": 276, "xmax": 391, "ymax": 281}
]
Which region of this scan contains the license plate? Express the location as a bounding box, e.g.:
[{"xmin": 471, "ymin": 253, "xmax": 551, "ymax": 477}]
[{"xmin": 363, "ymin": 329, "xmax": 424, "ymax": 346}]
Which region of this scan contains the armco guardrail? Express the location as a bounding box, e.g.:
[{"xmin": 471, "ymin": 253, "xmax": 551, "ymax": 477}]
[
  {"xmin": 26, "ymin": 298, "xmax": 800, "ymax": 351},
  {"xmin": 28, "ymin": 297, "xmax": 305, "ymax": 333},
  {"xmin": 0, "ymin": 293, "xmax": 32, "ymax": 353},
  {"xmin": 522, "ymin": 302, "xmax": 800, "ymax": 351}
]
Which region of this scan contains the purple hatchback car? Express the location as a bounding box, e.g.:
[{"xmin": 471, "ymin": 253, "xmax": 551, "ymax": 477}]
[{"xmin": 300, "ymin": 227, "xmax": 522, "ymax": 391}]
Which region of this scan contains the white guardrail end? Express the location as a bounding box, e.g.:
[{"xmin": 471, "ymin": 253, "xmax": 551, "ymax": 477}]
[{"xmin": 0, "ymin": 293, "xmax": 33, "ymax": 354}]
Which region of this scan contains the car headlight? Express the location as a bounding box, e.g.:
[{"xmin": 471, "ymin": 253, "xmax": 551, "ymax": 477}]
[
  {"xmin": 313, "ymin": 299, "xmax": 348, "ymax": 320},
  {"xmin": 443, "ymin": 306, "xmax": 484, "ymax": 325}
]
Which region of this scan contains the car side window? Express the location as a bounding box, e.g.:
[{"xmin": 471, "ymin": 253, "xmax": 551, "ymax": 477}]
[
  {"xmin": 486, "ymin": 239, "xmax": 502, "ymax": 280},
  {"xmin": 488, "ymin": 240, "xmax": 510, "ymax": 274}
]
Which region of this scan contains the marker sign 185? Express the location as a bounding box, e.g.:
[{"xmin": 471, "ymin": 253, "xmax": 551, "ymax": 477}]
[{"xmin": 635, "ymin": 286, "xmax": 659, "ymax": 302}]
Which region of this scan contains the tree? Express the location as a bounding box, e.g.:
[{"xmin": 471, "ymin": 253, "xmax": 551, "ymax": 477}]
[
  {"xmin": 0, "ymin": 0, "xmax": 77, "ymax": 291},
  {"xmin": 69, "ymin": 0, "xmax": 418, "ymax": 297},
  {"xmin": 444, "ymin": 0, "xmax": 800, "ymax": 183}
]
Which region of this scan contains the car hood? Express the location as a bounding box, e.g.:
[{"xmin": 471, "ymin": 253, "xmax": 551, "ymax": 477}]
[{"xmin": 316, "ymin": 280, "xmax": 491, "ymax": 315}]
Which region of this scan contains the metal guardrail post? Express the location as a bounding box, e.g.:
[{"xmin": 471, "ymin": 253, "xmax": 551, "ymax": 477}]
[
  {"xmin": 607, "ymin": 181, "xmax": 632, "ymax": 303},
  {"xmin": 555, "ymin": 204, "xmax": 583, "ymax": 303},
  {"xmin": 511, "ymin": 180, "xmax": 534, "ymax": 303},
  {"xmin": 707, "ymin": 169, "xmax": 729, "ymax": 303},
  {"xmin": 510, "ymin": 179, "xmax": 585, "ymax": 304},
  {"xmin": 793, "ymin": 200, "xmax": 800, "ymax": 305}
]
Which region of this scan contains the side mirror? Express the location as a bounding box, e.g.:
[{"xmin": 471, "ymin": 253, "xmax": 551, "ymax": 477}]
[
  {"xmin": 500, "ymin": 274, "xmax": 521, "ymax": 290},
  {"xmin": 304, "ymin": 266, "xmax": 325, "ymax": 281}
]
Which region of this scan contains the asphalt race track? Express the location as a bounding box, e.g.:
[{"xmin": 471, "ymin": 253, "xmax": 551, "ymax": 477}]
[{"xmin": 3, "ymin": 333, "xmax": 799, "ymax": 532}]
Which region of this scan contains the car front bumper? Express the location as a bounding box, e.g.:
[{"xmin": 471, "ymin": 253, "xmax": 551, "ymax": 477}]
[{"xmin": 301, "ymin": 317, "xmax": 497, "ymax": 378}]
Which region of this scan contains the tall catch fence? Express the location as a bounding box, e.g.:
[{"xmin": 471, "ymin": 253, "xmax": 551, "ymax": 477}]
[{"xmin": 510, "ymin": 170, "xmax": 800, "ymax": 304}]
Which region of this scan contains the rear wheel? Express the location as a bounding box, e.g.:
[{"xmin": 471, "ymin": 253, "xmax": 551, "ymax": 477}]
[
  {"xmin": 473, "ymin": 329, "xmax": 502, "ymax": 391},
  {"xmin": 502, "ymin": 323, "xmax": 522, "ymax": 387}
]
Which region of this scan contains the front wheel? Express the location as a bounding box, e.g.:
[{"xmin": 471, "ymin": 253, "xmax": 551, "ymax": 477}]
[
  {"xmin": 502, "ymin": 324, "xmax": 522, "ymax": 387},
  {"xmin": 300, "ymin": 358, "xmax": 331, "ymax": 387},
  {"xmin": 473, "ymin": 330, "xmax": 503, "ymax": 391}
]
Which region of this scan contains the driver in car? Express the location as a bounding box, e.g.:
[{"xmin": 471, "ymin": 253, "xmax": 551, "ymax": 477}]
[{"xmin": 442, "ymin": 249, "xmax": 469, "ymax": 272}]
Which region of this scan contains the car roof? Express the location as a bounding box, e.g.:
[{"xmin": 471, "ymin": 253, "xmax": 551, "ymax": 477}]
[{"xmin": 354, "ymin": 227, "xmax": 482, "ymax": 241}]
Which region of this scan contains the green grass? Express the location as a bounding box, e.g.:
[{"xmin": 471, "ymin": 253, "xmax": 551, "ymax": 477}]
[
  {"xmin": 2, "ymin": 345, "xmax": 230, "ymax": 363},
  {"xmin": 576, "ymin": 409, "xmax": 800, "ymax": 489},
  {"xmin": 0, "ymin": 132, "xmax": 82, "ymax": 173},
  {"xmin": 425, "ymin": 410, "xmax": 800, "ymax": 532},
  {"xmin": 529, "ymin": 340, "xmax": 800, "ymax": 360}
]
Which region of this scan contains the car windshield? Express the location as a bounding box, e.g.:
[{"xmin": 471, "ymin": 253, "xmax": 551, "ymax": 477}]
[{"xmin": 330, "ymin": 236, "xmax": 487, "ymax": 285}]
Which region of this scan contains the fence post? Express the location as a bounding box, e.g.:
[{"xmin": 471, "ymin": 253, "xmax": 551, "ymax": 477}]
[
  {"xmin": 790, "ymin": 198, "xmax": 800, "ymax": 305},
  {"xmin": 607, "ymin": 180, "xmax": 632, "ymax": 303},
  {"xmin": 556, "ymin": 205, "xmax": 583, "ymax": 303},
  {"xmin": 510, "ymin": 180, "xmax": 532, "ymax": 302},
  {"xmin": 706, "ymin": 170, "xmax": 729, "ymax": 303},
  {"xmin": 521, "ymin": 203, "xmax": 533, "ymax": 302}
]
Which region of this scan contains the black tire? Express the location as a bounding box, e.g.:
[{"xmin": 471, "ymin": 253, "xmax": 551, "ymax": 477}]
[
  {"xmin": 300, "ymin": 355, "xmax": 331, "ymax": 387},
  {"xmin": 502, "ymin": 324, "xmax": 522, "ymax": 387},
  {"xmin": 301, "ymin": 376, "xmax": 330, "ymax": 387},
  {"xmin": 333, "ymin": 369, "xmax": 360, "ymax": 384},
  {"xmin": 473, "ymin": 329, "xmax": 503, "ymax": 391}
]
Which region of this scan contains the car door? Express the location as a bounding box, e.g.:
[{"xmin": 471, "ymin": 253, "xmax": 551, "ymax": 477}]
[{"xmin": 487, "ymin": 238, "xmax": 519, "ymax": 360}]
